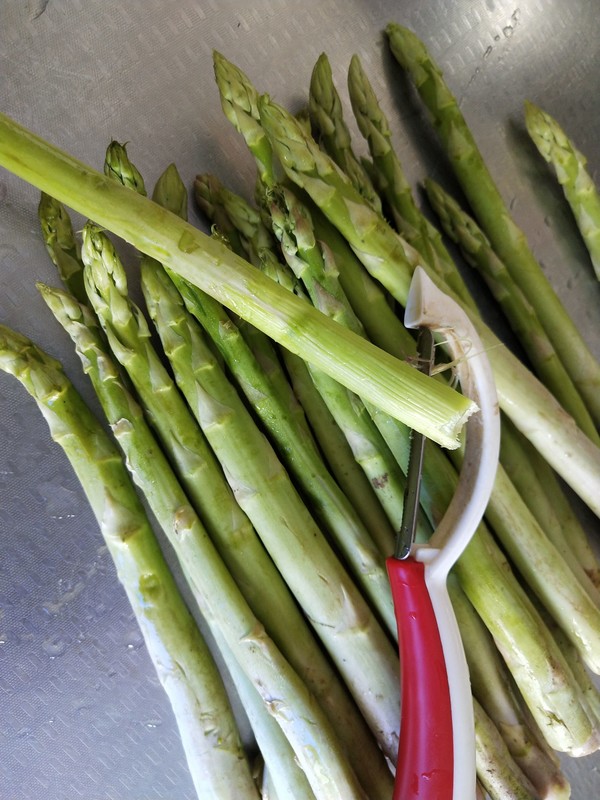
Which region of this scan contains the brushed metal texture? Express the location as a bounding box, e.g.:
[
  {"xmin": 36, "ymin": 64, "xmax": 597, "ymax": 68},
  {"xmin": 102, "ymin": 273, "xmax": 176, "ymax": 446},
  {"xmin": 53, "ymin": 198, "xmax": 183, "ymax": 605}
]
[{"xmin": 1, "ymin": 0, "xmax": 599, "ymax": 796}]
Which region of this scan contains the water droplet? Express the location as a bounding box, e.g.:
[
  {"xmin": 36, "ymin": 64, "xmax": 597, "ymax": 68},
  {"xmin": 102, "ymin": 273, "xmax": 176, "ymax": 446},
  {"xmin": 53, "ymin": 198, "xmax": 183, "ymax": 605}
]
[
  {"xmin": 144, "ymin": 718, "xmax": 162, "ymax": 729},
  {"xmin": 42, "ymin": 635, "xmax": 67, "ymax": 658},
  {"xmin": 178, "ymin": 230, "xmax": 200, "ymax": 254},
  {"xmin": 484, "ymin": 45, "xmax": 493, "ymax": 58},
  {"xmin": 503, "ymin": 25, "xmax": 514, "ymax": 38},
  {"xmin": 17, "ymin": 727, "xmax": 32, "ymax": 739}
]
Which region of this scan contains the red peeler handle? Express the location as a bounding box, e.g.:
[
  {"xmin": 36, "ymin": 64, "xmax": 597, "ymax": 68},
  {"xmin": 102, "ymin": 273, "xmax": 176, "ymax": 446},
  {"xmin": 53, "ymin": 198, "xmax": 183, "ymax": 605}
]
[{"xmin": 386, "ymin": 555, "xmax": 454, "ymax": 800}]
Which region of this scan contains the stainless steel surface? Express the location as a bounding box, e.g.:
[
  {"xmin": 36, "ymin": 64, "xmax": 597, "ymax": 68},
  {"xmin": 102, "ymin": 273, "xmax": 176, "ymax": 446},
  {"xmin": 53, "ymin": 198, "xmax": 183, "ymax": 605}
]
[{"xmin": 1, "ymin": 0, "xmax": 599, "ymax": 796}]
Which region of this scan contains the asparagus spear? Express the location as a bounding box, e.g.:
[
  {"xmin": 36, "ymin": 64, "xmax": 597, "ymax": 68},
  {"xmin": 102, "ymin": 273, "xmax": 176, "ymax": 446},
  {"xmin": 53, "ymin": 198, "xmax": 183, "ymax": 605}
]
[
  {"xmin": 209, "ymin": 633, "xmax": 317, "ymax": 800},
  {"xmin": 36, "ymin": 284, "xmax": 374, "ymax": 800},
  {"xmin": 450, "ymin": 579, "xmax": 570, "ymax": 798},
  {"xmin": 308, "ymin": 52, "xmax": 382, "ymax": 214},
  {"xmin": 0, "ymin": 324, "xmax": 259, "ymax": 800},
  {"xmin": 499, "ymin": 415, "xmax": 600, "ymax": 599},
  {"xmin": 140, "ymin": 255, "xmax": 402, "ymax": 754},
  {"xmin": 0, "ymin": 110, "xmax": 474, "ymax": 449},
  {"xmin": 346, "ymin": 53, "xmax": 476, "ymax": 311},
  {"xmin": 193, "ymin": 176, "xmax": 401, "ymax": 560},
  {"xmin": 425, "ymin": 177, "xmax": 599, "ymax": 443},
  {"xmin": 256, "ymin": 92, "xmax": 600, "ymax": 517},
  {"xmin": 73, "ymin": 227, "xmax": 391, "ymax": 796},
  {"xmin": 385, "ymin": 23, "xmax": 600, "ymax": 426},
  {"xmin": 525, "ymin": 100, "xmax": 600, "ymax": 281},
  {"xmin": 104, "ymin": 140, "xmax": 148, "ymax": 196},
  {"xmin": 280, "ymin": 348, "xmax": 399, "ymax": 548},
  {"xmin": 38, "ymin": 192, "xmax": 86, "ymax": 302},
  {"xmin": 473, "ymin": 699, "xmax": 541, "ymax": 800}
]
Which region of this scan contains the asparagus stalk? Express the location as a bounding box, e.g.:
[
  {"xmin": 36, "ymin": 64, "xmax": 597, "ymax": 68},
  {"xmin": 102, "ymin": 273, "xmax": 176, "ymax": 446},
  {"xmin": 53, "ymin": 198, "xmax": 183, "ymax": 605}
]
[
  {"xmin": 425, "ymin": 177, "xmax": 599, "ymax": 443},
  {"xmin": 256, "ymin": 93, "xmax": 600, "ymax": 517},
  {"xmin": 473, "ymin": 699, "xmax": 541, "ymax": 800},
  {"xmin": 346, "ymin": 53, "xmax": 476, "ymax": 311},
  {"xmin": 385, "ymin": 23, "xmax": 600, "ymax": 425},
  {"xmin": 508, "ymin": 426, "xmax": 600, "ymax": 588},
  {"xmin": 38, "ymin": 192, "xmax": 86, "ymax": 302},
  {"xmin": 0, "ymin": 325, "xmax": 259, "ymax": 800},
  {"xmin": 73, "ymin": 228, "xmax": 391, "ymax": 795},
  {"xmin": 450, "ymin": 579, "xmax": 570, "ymax": 798},
  {"xmin": 140, "ymin": 255, "xmax": 402, "ymax": 755},
  {"xmin": 280, "ymin": 348, "xmax": 399, "ymax": 550},
  {"xmin": 212, "ymin": 634, "xmax": 317, "ymax": 800},
  {"xmin": 308, "ymin": 52, "xmax": 382, "ymax": 213},
  {"xmin": 0, "ymin": 110, "xmax": 474, "ymax": 449},
  {"xmin": 525, "ymin": 100, "xmax": 600, "ymax": 281},
  {"xmin": 268, "ymin": 183, "xmax": 432, "ymax": 536},
  {"xmin": 499, "ymin": 416, "xmax": 600, "ymax": 599},
  {"xmin": 36, "ymin": 284, "xmax": 374, "ymax": 800}
]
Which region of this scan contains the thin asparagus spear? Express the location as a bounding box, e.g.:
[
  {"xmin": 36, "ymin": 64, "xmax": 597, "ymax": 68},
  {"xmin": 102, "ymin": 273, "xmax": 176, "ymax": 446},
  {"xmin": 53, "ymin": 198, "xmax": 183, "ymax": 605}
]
[
  {"xmin": 525, "ymin": 100, "xmax": 600, "ymax": 281},
  {"xmin": 450, "ymin": 579, "xmax": 570, "ymax": 798},
  {"xmin": 141, "ymin": 255, "xmax": 402, "ymax": 755},
  {"xmin": 0, "ymin": 110, "xmax": 474, "ymax": 449},
  {"xmin": 473, "ymin": 699, "xmax": 541, "ymax": 800},
  {"xmin": 471, "ymin": 459, "xmax": 600, "ymax": 673},
  {"xmin": 385, "ymin": 23, "xmax": 600, "ymax": 425},
  {"xmin": 0, "ymin": 325, "xmax": 259, "ymax": 800},
  {"xmin": 425, "ymin": 177, "xmax": 599, "ymax": 443},
  {"xmin": 268, "ymin": 183, "xmax": 432, "ymax": 536},
  {"xmin": 346, "ymin": 53, "xmax": 476, "ymax": 311},
  {"xmin": 308, "ymin": 52, "xmax": 382, "ymax": 213},
  {"xmin": 280, "ymin": 348, "xmax": 399, "ymax": 551},
  {"xmin": 499, "ymin": 416, "xmax": 600, "ymax": 600},
  {"xmin": 38, "ymin": 192, "xmax": 86, "ymax": 302},
  {"xmin": 104, "ymin": 140, "xmax": 148, "ymax": 196},
  {"xmin": 214, "ymin": 634, "xmax": 317, "ymax": 800},
  {"xmin": 72, "ymin": 230, "xmax": 391, "ymax": 796},
  {"xmin": 213, "ymin": 50, "xmax": 279, "ymax": 188},
  {"xmin": 510, "ymin": 427, "xmax": 600, "ymax": 588},
  {"xmin": 36, "ymin": 285, "xmax": 374, "ymax": 800},
  {"xmin": 256, "ymin": 93, "xmax": 600, "ymax": 517}
]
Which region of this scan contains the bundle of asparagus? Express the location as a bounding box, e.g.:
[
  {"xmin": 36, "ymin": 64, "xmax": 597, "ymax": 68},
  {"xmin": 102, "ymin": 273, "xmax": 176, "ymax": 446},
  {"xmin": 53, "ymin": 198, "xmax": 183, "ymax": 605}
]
[{"xmin": 1, "ymin": 20, "xmax": 599, "ymax": 800}]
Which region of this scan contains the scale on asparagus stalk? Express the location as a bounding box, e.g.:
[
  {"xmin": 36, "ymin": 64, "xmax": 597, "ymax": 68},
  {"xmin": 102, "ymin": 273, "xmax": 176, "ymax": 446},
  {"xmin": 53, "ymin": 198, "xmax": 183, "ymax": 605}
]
[{"xmin": 388, "ymin": 266, "xmax": 500, "ymax": 800}]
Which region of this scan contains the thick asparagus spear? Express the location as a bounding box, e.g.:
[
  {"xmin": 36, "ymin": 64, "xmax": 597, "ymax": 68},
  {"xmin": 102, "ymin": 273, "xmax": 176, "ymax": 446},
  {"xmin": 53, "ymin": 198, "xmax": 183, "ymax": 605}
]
[
  {"xmin": 525, "ymin": 100, "xmax": 600, "ymax": 281},
  {"xmin": 0, "ymin": 110, "xmax": 474, "ymax": 449},
  {"xmin": 308, "ymin": 52, "xmax": 382, "ymax": 213},
  {"xmin": 0, "ymin": 325, "xmax": 259, "ymax": 800},
  {"xmin": 425, "ymin": 177, "xmax": 599, "ymax": 443},
  {"xmin": 36, "ymin": 284, "xmax": 374, "ymax": 800},
  {"xmin": 385, "ymin": 23, "xmax": 600, "ymax": 425},
  {"xmin": 256, "ymin": 92, "xmax": 600, "ymax": 517}
]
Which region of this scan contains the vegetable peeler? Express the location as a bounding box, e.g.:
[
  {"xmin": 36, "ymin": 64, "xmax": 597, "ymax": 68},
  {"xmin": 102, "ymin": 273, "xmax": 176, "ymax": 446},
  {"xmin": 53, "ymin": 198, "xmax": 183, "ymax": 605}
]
[{"xmin": 388, "ymin": 267, "xmax": 500, "ymax": 800}]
